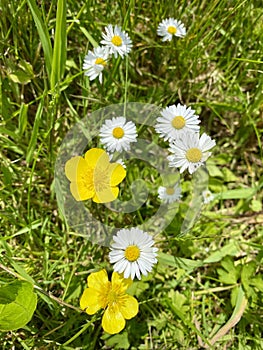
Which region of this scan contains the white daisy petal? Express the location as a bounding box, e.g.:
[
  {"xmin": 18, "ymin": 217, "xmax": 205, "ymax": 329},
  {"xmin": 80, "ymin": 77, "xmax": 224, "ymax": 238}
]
[
  {"xmin": 157, "ymin": 18, "xmax": 186, "ymax": 42},
  {"xmin": 168, "ymin": 132, "xmax": 216, "ymax": 174},
  {"xmin": 109, "ymin": 228, "xmax": 158, "ymax": 280},
  {"xmin": 100, "ymin": 24, "xmax": 132, "ymax": 58},
  {"xmin": 99, "ymin": 116, "xmax": 137, "ymax": 153},
  {"xmin": 155, "ymin": 104, "xmax": 200, "ymax": 142}
]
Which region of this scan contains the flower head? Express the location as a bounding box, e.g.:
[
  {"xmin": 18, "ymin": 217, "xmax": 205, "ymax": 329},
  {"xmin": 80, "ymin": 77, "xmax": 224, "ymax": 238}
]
[
  {"xmin": 168, "ymin": 132, "xmax": 216, "ymax": 174},
  {"xmin": 157, "ymin": 18, "xmax": 186, "ymax": 41},
  {"xmin": 83, "ymin": 46, "xmax": 109, "ymax": 84},
  {"xmin": 155, "ymin": 104, "xmax": 200, "ymax": 142},
  {"xmin": 109, "ymin": 228, "xmax": 158, "ymax": 280},
  {"xmin": 101, "ymin": 24, "xmax": 132, "ymax": 58},
  {"xmin": 80, "ymin": 269, "xmax": 138, "ymax": 334},
  {"xmin": 202, "ymin": 190, "xmax": 214, "ymax": 204},
  {"xmin": 99, "ymin": 117, "xmax": 137, "ymax": 153},
  {"xmin": 158, "ymin": 182, "xmax": 182, "ymax": 204},
  {"xmin": 65, "ymin": 148, "xmax": 126, "ymax": 203}
]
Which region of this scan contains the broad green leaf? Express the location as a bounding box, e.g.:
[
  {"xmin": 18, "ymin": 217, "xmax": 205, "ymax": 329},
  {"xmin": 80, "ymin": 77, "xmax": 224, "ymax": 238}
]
[
  {"xmin": 0, "ymin": 281, "xmax": 37, "ymax": 331},
  {"xmin": 27, "ymin": 0, "xmax": 52, "ymax": 79},
  {"xmin": 221, "ymin": 168, "xmax": 237, "ymax": 182},
  {"xmin": 250, "ymin": 199, "xmax": 262, "ymax": 212},
  {"xmin": 218, "ymin": 188, "xmax": 256, "ymax": 199},
  {"xmin": 204, "ymin": 242, "xmax": 240, "ymax": 263},
  {"xmin": 7, "ymin": 60, "xmax": 34, "ymax": 84},
  {"xmin": 217, "ymin": 256, "xmax": 241, "ymax": 285},
  {"xmin": 241, "ymin": 262, "xmax": 258, "ymax": 300},
  {"xmin": 207, "ymin": 163, "xmax": 224, "ymax": 178},
  {"xmin": 158, "ymin": 252, "xmax": 203, "ymax": 271},
  {"xmin": 251, "ymin": 275, "xmax": 263, "ymax": 292},
  {"xmin": 104, "ymin": 332, "xmax": 130, "ymax": 349}
]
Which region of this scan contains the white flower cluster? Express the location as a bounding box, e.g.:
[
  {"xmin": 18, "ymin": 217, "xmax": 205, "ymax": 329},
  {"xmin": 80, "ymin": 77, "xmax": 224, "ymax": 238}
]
[
  {"xmin": 155, "ymin": 102, "xmax": 216, "ymax": 204},
  {"xmin": 83, "ymin": 17, "xmax": 187, "ymax": 84},
  {"xmin": 83, "ymin": 25, "xmax": 132, "ymax": 83}
]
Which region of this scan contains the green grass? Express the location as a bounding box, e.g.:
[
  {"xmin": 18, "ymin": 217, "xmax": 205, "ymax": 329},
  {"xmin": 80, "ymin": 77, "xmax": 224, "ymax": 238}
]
[{"xmin": 1, "ymin": 0, "xmax": 263, "ymax": 349}]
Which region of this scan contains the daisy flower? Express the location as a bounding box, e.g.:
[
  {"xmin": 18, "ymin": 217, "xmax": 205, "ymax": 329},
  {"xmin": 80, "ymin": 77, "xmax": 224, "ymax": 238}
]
[
  {"xmin": 80, "ymin": 269, "xmax": 138, "ymax": 334},
  {"xmin": 202, "ymin": 190, "xmax": 214, "ymax": 204},
  {"xmin": 100, "ymin": 24, "xmax": 132, "ymax": 58},
  {"xmin": 155, "ymin": 104, "xmax": 200, "ymax": 141},
  {"xmin": 168, "ymin": 132, "xmax": 216, "ymax": 174},
  {"xmin": 157, "ymin": 18, "xmax": 186, "ymax": 41},
  {"xmin": 83, "ymin": 46, "xmax": 109, "ymax": 83},
  {"xmin": 158, "ymin": 182, "xmax": 182, "ymax": 204},
  {"xmin": 109, "ymin": 228, "xmax": 158, "ymax": 280},
  {"xmin": 99, "ymin": 117, "xmax": 137, "ymax": 153}
]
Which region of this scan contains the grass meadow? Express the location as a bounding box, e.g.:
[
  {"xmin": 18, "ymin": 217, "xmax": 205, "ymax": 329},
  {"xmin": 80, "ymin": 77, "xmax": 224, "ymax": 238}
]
[{"xmin": 1, "ymin": 0, "xmax": 263, "ymax": 349}]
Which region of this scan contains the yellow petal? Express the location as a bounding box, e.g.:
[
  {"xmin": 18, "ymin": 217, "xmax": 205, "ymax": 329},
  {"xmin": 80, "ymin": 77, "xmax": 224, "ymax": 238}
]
[
  {"xmin": 102, "ymin": 305, "xmax": 126, "ymax": 334},
  {"xmin": 80, "ymin": 288, "xmax": 102, "ymax": 315},
  {"xmin": 70, "ymin": 182, "xmax": 94, "ymax": 201},
  {"xmin": 65, "ymin": 156, "xmax": 89, "ymax": 182},
  {"xmin": 85, "ymin": 148, "xmax": 109, "ymax": 169},
  {"xmin": 119, "ymin": 295, "xmax": 139, "ymax": 319},
  {"xmin": 108, "ymin": 164, "xmax": 126, "ymax": 186},
  {"xmin": 112, "ymin": 272, "xmax": 132, "ymax": 292},
  {"xmin": 92, "ymin": 186, "xmax": 119, "ymax": 203},
  {"xmin": 87, "ymin": 269, "xmax": 109, "ymax": 291}
]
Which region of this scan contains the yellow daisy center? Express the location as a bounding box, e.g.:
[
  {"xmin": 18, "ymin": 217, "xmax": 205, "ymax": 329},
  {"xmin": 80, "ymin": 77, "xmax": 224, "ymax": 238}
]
[
  {"xmin": 111, "ymin": 35, "xmax": 122, "ymax": 46},
  {"xmin": 112, "ymin": 127, "xmax": 125, "ymax": 139},
  {"xmin": 186, "ymin": 148, "xmax": 202, "ymax": 163},
  {"xmin": 95, "ymin": 57, "xmax": 106, "ymax": 66},
  {"xmin": 124, "ymin": 245, "xmax": 140, "ymax": 262},
  {"xmin": 171, "ymin": 116, "xmax": 186, "ymax": 129},
  {"xmin": 166, "ymin": 187, "xmax": 175, "ymax": 195},
  {"xmin": 167, "ymin": 26, "xmax": 177, "ymax": 34}
]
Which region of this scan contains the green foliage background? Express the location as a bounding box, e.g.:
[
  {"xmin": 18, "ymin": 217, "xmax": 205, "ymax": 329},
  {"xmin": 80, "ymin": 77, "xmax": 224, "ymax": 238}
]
[{"xmin": 0, "ymin": 0, "xmax": 262, "ymax": 349}]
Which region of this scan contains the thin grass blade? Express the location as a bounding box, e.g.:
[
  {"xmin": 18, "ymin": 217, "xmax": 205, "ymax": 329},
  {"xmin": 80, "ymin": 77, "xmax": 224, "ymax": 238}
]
[
  {"xmin": 26, "ymin": 97, "xmax": 44, "ymax": 164},
  {"xmin": 50, "ymin": 0, "xmax": 67, "ymax": 89},
  {"xmin": 27, "ymin": 0, "xmax": 52, "ymax": 79}
]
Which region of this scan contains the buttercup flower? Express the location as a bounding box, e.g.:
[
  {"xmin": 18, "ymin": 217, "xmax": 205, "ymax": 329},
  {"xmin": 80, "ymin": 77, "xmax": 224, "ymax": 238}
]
[
  {"xmin": 99, "ymin": 117, "xmax": 137, "ymax": 153},
  {"xmin": 65, "ymin": 148, "xmax": 126, "ymax": 203},
  {"xmin": 83, "ymin": 46, "xmax": 109, "ymax": 83},
  {"xmin": 158, "ymin": 182, "xmax": 182, "ymax": 204},
  {"xmin": 101, "ymin": 24, "xmax": 132, "ymax": 58},
  {"xmin": 80, "ymin": 269, "xmax": 138, "ymax": 334},
  {"xmin": 157, "ymin": 18, "xmax": 186, "ymax": 41},
  {"xmin": 155, "ymin": 104, "xmax": 200, "ymax": 141},
  {"xmin": 168, "ymin": 132, "xmax": 216, "ymax": 174},
  {"xmin": 109, "ymin": 228, "xmax": 158, "ymax": 280},
  {"xmin": 202, "ymin": 190, "xmax": 214, "ymax": 204}
]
